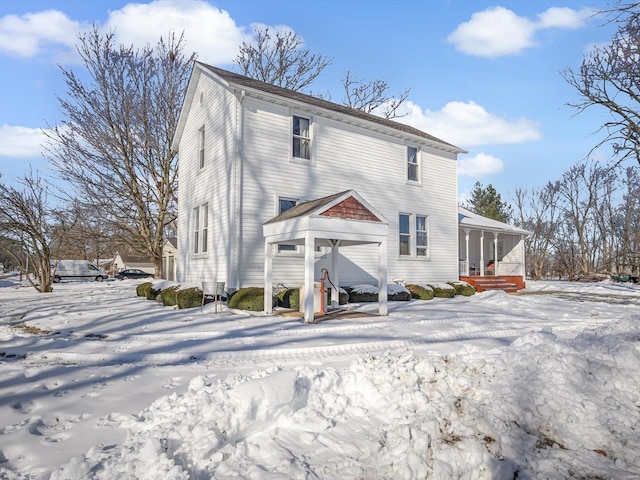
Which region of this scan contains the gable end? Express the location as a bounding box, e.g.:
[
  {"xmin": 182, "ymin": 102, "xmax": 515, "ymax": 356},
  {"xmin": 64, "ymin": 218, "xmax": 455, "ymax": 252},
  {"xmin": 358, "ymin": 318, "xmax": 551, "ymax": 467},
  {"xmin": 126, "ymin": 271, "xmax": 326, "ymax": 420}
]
[{"xmin": 320, "ymin": 196, "xmax": 381, "ymax": 222}]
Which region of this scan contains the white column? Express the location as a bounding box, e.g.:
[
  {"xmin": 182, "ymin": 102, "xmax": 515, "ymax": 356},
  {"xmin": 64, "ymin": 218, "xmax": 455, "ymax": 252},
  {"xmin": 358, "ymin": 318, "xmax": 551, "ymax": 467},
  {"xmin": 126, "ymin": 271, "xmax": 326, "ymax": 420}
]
[
  {"xmin": 378, "ymin": 239, "xmax": 388, "ymax": 316},
  {"xmin": 520, "ymin": 234, "xmax": 526, "ymax": 277},
  {"xmin": 330, "ymin": 240, "xmax": 341, "ymax": 308},
  {"xmin": 303, "ymin": 231, "xmax": 315, "ymax": 323},
  {"xmin": 264, "ymin": 240, "xmax": 273, "ymax": 314},
  {"xmin": 480, "ymin": 230, "xmax": 485, "ymax": 276},
  {"xmin": 493, "ymin": 232, "xmax": 499, "ymax": 274},
  {"xmin": 464, "ymin": 228, "xmax": 471, "ymax": 276}
]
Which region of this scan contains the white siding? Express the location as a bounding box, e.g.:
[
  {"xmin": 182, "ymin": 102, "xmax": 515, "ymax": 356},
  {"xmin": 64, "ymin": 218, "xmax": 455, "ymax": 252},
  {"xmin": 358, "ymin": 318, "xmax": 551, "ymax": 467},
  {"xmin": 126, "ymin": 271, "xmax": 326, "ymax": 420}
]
[
  {"xmin": 236, "ymin": 96, "xmax": 459, "ymax": 288},
  {"xmin": 176, "ymin": 74, "xmax": 236, "ymax": 285}
]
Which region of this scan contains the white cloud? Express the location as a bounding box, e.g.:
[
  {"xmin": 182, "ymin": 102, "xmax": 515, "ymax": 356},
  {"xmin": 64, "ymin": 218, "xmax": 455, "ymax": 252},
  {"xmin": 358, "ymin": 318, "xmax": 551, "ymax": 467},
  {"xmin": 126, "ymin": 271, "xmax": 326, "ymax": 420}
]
[
  {"xmin": 0, "ymin": 10, "xmax": 86, "ymax": 58},
  {"xmin": 0, "ymin": 125, "xmax": 46, "ymax": 159},
  {"xmin": 0, "ymin": 0, "xmax": 250, "ymax": 65},
  {"xmin": 397, "ymin": 100, "xmax": 541, "ymax": 147},
  {"xmin": 105, "ymin": 0, "xmax": 249, "ymax": 65},
  {"xmin": 458, "ymin": 152, "xmax": 504, "ymax": 178},
  {"xmin": 447, "ymin": 6, "xmax": 594, "ymax": 58}
]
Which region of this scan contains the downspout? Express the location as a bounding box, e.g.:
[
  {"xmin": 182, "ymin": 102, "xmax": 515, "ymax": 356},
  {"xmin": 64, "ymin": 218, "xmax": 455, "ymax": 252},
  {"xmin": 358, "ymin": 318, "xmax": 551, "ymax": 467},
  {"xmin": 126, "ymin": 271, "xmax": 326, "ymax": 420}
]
[{"xmin": 231, "ymin": 89, "xmax": 245, "ymax": 291}]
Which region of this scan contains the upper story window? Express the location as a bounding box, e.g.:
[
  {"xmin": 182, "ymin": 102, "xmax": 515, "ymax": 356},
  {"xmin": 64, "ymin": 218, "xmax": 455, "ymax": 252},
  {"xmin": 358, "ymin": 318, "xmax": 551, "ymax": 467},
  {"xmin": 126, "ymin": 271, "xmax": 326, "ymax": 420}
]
[
  {"xmin": 399, "ymin": 212, "xmax": 429, "ymax": 258},
  {"xmin": 292, "ymin": 115, "xmax": 311, "ymax": 160},
  {"xmin": 407, "ymin": 146, "xmax": 419, "ymax": 182},
  {"xmin": 198, "ymin": 126, "xmax": 205, "ymax": 170}
]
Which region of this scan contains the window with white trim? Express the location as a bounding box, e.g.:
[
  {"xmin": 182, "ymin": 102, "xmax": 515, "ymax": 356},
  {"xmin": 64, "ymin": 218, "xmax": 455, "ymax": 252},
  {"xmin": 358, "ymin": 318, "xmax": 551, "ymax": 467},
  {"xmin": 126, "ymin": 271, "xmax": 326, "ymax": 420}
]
[
  {"xmin": 407, "ymin": 146, "xmax": 419, "ymax": 182},
  {"xmin": 198, "ymin": 126, "xmax": 205, "ymax": 169},
  {"xmin": 192, "ymin": 203, "xmax": 209, "ymax": 254},
  {"xmin": 278, "ymin": 197, "xmax": 298, "ymax": 252},
  {"xmin": 399, "ymin": 213, "xmax": 429, "ymax": 257},
  {"xmin": 292, "ymin": 115, "xmax": 311, "ymax": 160}
]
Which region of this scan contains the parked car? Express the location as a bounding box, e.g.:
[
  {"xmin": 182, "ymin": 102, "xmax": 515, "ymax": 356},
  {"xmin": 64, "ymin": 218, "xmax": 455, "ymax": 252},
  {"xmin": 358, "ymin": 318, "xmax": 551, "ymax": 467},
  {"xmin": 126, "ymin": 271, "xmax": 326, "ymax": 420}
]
[{"xmin": 115, "ymin": 269, "xmax": 153, "ymax": 280}]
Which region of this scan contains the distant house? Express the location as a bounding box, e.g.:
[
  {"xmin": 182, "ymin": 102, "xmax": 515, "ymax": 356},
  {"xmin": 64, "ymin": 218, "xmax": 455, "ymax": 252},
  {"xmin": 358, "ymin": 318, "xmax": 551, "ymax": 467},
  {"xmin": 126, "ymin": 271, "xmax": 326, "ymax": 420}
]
[
  {"xmin": 162, "ymin": 238, "xmax": 177, "ymax": 281},
  {"xmin": 171, "ymin": 63, "xmax": 527, "ymax": 321},
  {"xmin": 112, "ymin": 253, "xmax": 155, "ymax": 276}
]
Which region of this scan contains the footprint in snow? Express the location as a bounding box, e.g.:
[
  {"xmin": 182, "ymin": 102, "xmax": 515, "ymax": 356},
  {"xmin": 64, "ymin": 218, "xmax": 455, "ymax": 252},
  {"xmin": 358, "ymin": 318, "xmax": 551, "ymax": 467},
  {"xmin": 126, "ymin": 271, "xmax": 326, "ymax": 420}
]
[
  {"xmin": 11, "ymin": 400, "xmax": 38, "ymax": 414},
  {"xmin": 162, "ymin": 377, "xmax": 182, "ymax": 389},
  {"xmin": 123, "ymin": 375, "xmax": 140, "ymax": 382}
]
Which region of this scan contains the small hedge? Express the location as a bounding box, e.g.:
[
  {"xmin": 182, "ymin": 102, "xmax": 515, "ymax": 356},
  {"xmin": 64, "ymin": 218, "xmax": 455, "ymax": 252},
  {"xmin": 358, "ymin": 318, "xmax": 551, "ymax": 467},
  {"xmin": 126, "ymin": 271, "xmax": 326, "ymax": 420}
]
[
  {"xmin": 346, "ymin": 284, "xmax": 411, "ymax": 302},
  {"xmin": 406, "ymin": 284, "xmax": 435, "ymax": 300},
  {"xmin": 427, "ymin": 283, "xmax": 456, "ymax": 298},
  {"xmin": 448, "ymin": 281, "xmax": 476, "ymax": 296},
  {"xmin": 176, "ymin": 287, "xmax": 203, "ymax": 309},
  {"xmin": 146, "ymin": 284, "xmax": 163, "ymax": 301},
  {"xmin": 159, "ymin": 285, "xmax": 180, "ymax": 306},
  {"xmin": 228, "ymin": 287, "xmax": 275, "ymax": 311},
  {"xmin": 136, "ymin": 282, "xmax": 153, "ymax": 297},
  {"xmin": 330, "ymin": 287, "xmax": 350, "ymax": 306},
  {"xmin": 277, "ymin": 288, "xmax": 300, "ymax": 309}
]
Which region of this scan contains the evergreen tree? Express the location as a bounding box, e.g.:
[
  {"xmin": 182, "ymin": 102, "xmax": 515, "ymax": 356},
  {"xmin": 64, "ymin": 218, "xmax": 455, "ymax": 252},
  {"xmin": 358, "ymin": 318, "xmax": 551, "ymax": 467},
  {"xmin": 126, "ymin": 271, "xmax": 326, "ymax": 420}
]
[{"xmin": 464, "ymin": 182, "xmax": 513, "ymax": 223}]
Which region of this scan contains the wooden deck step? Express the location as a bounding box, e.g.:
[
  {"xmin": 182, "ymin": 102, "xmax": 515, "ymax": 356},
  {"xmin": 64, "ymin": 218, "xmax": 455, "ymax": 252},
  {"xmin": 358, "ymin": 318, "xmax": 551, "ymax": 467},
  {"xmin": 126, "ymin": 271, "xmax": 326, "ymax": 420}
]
[{"xmin": 467, "ymin": 277, "xmax": 518, "ymax": 293}]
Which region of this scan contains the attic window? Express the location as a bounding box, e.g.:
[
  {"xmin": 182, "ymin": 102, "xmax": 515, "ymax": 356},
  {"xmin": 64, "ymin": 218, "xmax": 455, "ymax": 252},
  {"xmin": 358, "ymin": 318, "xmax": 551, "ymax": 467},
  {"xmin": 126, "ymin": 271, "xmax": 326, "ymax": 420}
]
[
  {"xmin": 199, "ymin": 91, "xmax": 204, "ymax": 105},
  {"xmin": 407, "ymin": 146, "xmax": 419, "ymax": 182}
]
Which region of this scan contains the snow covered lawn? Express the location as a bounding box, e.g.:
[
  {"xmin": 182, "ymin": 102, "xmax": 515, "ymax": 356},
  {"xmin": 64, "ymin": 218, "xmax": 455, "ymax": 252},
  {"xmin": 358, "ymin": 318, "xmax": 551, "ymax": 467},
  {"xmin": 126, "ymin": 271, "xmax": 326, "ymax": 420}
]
[{"xmin": 1, "ymin": 278, "xmax": 639, "ymax": 479}]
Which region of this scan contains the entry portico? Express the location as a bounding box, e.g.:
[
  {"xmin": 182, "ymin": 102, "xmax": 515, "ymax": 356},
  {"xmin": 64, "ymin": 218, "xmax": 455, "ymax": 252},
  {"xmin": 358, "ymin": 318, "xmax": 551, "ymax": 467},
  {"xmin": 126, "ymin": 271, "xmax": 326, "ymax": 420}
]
[{"xmin": 263, "ymin": 190, "xmax": 389, "ymax": 323}]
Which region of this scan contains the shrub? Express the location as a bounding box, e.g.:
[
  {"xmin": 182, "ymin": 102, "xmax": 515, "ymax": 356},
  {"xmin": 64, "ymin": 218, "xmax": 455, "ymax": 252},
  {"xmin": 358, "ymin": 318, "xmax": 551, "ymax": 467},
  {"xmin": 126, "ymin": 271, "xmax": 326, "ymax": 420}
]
[
  {"xmin": 136, "ymin": 282, "xmax": 153, "ymax": 297},
  {"xmin": 347, "ymin": 284, "xmax": 378, "ymax": 303},
  {"xmin": 159, "ymin": 285, "xmax": 180, "ymax": 306},
  {"xmin": 227, "ymin": 287, "xmax": 275, "ymax": 311},
  {"xmin": 428, "ymin": 283, "xmax": 456, "ymax": 298},
  {"xmin": 329, "ymin": 287, "xmax": 349, "ymax": 305},
  {"xmin": 406, "ymin": 284, "xmax": 434, "ymax": 300},
  {"xmin": 448, "ymin": 281, "xmax": 476, "ymax": 296},
  {"xmin": 176, "ymin": 287, "xmax": 203, "ymax": 309},
  {"xmin": 146, "ymin": 284, "xmax": 162, "ymax": 301},
  {"xmin": 388, "ymin": 284, "xmax": 411, "ymax": 301},
  {"xmin": 277, "ymin": 288, "xmax": 300, "ymax": 309}
]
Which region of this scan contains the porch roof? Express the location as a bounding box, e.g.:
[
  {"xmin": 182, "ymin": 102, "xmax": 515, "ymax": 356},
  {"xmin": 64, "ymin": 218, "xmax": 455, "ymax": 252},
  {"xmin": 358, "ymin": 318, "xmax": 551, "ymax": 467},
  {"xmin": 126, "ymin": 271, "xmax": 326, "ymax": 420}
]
[{"xmin": 458, "ymin": 207, "xmax": 530, "ymax": 235}]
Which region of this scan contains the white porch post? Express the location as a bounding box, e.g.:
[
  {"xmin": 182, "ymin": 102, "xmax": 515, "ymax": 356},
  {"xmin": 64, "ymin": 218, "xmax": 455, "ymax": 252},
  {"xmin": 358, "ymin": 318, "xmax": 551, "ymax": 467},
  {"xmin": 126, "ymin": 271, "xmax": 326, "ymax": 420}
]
[
  {"xmin": 520, "ymin": 234, "xmax": 526, "ymax": 277},
  {"xmin": 493, "ymin": 232, "xmax": 499, "ymax": 274},
  {"xmin": 480, "ymin": 230, "xmax": 485, "ymax": 276},
  {"xmin": 378, "ymin": 238, "xmax": 388, "ymax": 316},
  {"xmin": 264, "ymin": 240, "xmax": 273, "ymax": 314},
  {"xmin": 464, "ymin": 228, "xmax": 471, "ymax": 276},
  {"xmin": 303, "ymin": 231, "xmax": 315, "ymax": 323},
  {"xmin": 330, "ymin": 240, "xmax": 341, "ymax": 308}
]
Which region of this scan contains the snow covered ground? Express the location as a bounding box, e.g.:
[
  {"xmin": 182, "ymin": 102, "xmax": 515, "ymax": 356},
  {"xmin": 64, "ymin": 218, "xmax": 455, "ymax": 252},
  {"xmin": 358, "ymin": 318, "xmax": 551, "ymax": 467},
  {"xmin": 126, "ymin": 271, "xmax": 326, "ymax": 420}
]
[{"xmin": 0, "ymin": 277, "xmax": 639, "ymax": 479}]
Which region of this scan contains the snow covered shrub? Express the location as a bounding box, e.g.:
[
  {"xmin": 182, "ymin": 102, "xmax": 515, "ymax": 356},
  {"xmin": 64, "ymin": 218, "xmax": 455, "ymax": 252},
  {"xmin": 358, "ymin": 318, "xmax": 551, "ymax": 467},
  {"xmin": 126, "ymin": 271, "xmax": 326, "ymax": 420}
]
[
  {"xmin": 406, "ymin": 284, "xmax": 435, "ymax": 300},
  {"xmin": 159, "ymin": 285, "xmax": 180, "ymax": 306},
  {"xmin": 329, "ymin": 287, "xmax": 349, "ymax": 305},
  {"xmin": 146, "ymin": 284, "xmax": 162, "ymax": 301},
  {"xmin": 136, "ymin": 282, "xmax": 153, "ymax": 297},
  {"xmin": 347, "ymin": 284, "xmax": 378, "ymax": 302},
  {"xmin": 428, "ymin": 283, "xmax": 456, "ymax": 298},
  {"xmin": 227, "ymin": 287, "xmax": 275, "ymax": 311},
  {"xmin": 176, "ymin": 287, "xmax": 202, "ymax": 309},
  {"xmin": 448, "ymin": 281, "xmax": 475, "ymax": 296},
  {"xmin": 277, "ymin": 288, "xmax": 300, "ymax": 309},
  {"xmin": 388, "ymin": 284, "xmax": 411, "ymax": 301}
]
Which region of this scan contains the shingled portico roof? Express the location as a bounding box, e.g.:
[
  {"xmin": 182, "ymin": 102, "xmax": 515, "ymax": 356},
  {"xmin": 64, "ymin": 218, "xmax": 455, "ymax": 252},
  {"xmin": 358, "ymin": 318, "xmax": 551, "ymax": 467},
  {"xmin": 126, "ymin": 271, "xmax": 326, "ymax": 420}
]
[{"xmin": 181, "ymin": 62, "xmax": 466, "ymax": 155}]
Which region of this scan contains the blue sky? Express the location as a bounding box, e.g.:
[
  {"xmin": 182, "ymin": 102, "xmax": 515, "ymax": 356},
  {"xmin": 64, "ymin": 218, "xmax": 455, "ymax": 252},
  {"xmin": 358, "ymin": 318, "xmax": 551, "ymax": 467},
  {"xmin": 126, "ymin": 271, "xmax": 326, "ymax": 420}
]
[{"xmin": 0, "ymin": 0, "xmax": 619, "ymax": 201}]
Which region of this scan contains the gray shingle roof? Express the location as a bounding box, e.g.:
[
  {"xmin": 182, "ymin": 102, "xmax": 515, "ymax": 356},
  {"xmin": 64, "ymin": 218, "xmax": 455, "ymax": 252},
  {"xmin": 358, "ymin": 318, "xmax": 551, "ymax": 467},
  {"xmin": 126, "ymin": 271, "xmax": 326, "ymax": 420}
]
[
  {"xmin": 264, "ymin": 191, "xmax": 350, "ymax": 225},
  {"xmin": 198, "ymin": 62, "xmax": 464, "ymax": 152}
]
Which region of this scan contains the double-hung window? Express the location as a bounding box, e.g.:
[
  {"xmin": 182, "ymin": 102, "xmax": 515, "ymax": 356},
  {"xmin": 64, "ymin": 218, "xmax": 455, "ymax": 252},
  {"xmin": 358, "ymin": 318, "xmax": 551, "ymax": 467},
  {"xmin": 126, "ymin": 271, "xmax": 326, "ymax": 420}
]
[
  {"xmin": 399, "ymin": 214, "xmax": 411, "ymax": 256},
  {"xmin": 399, "ymin": 213, "xmax": 429, "ymax": 257},
  {"xmin": 292, "ymin": 115, "xmax": 311, "ymax": 160},
  {"xmin": 278, "ymin": 197, "xmax": 298, "ymax": 252},
  {"xmin": 198, "ymin": 126, "xmax": 205, "ymax": 169},
  {"xmin": 407, "ymin": 146, "xmax": 419, "ymax": 182},
  {"xmin": 193, "ymin": 203, "xmax": 209, "ymax": 254}
]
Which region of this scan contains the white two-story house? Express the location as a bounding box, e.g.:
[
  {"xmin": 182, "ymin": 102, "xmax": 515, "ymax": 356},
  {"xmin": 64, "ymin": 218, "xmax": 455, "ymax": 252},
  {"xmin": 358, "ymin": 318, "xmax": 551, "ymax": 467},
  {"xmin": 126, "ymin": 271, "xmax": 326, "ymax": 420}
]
[{"xmin": 171, "ymin": 62, "xmax": 526, "ymax": 320}]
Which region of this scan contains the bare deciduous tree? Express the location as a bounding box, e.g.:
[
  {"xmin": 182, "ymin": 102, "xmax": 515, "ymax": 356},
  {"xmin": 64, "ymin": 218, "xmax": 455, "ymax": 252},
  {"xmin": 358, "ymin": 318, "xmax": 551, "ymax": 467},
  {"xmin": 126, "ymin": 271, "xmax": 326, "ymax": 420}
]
[
  {"xmin": 0, "ymin": 172, "xmax": 61, "ymax": 292},
  {"xmin": 234, "ymin": 28, "xmax": 332, "ymax": 92},
  {"xmin": 341, "ymin": 70, "xmax": 410, "ymax": 119},
  {"xmin": 563, "ymin": 2, "xmax": 640, "ymax": 166},
  {"xmin": 45, "ymin": 27, "xmax": 195, "ymax": 277}
]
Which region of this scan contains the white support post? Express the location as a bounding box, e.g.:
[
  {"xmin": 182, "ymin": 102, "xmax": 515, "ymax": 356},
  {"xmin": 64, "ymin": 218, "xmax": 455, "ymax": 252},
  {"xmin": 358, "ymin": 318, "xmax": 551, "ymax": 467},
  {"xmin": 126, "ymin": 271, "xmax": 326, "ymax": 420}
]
[
  {"xmin": 493, "ymin": 232, "xmax": 499, "ymax": 274},
  {"xmin": 480, "ymin": 230, "xmax": 485, "ymax": 276},
  {"xmin": 304, "ymin": 231, "xmax": 315, "ymax": 323},
  {"xmin": 464, "ymin": 228, "xmax": 471, "ymax": 276},
  {"xmin": 264, "ymin": 240, "xmax": 273, "ymax": 314},
  {"xmin": 330, "ymin": 240, "xmax": 341, "ymax": 308},
  {"xmin": 378, "ymin": 239, "xmax": 388, "ymax": 316}
]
